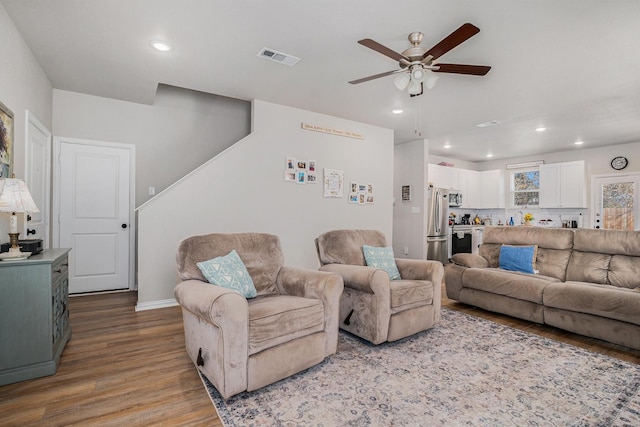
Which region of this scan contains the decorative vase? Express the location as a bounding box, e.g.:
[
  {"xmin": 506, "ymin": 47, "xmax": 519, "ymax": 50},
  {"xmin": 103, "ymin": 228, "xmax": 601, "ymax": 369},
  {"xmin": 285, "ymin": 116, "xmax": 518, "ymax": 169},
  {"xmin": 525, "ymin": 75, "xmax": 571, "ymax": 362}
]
[{"xmin": 524, "ymin": 219, "xmax": 532, "ymax": 226}]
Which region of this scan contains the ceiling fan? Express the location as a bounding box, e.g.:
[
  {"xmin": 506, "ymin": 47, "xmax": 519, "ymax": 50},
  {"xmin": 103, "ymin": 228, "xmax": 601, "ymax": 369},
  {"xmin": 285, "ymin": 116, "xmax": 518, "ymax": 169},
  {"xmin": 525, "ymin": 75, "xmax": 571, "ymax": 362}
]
[{"xmin": 349, "ymin": 23, "xmax": 491, "ymax": 96}]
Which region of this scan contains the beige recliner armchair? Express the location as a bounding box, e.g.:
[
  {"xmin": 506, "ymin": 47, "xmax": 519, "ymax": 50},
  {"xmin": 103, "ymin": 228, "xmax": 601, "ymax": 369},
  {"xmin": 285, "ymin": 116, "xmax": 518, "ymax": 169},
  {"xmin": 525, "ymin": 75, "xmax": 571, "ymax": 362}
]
[
  {"xmin": 174, "ymin": 232, "xmax": 344, "ymax": 400},
  {"xmin": 315, "ymin": 229, "xmax": 443, "ymax": 345}
]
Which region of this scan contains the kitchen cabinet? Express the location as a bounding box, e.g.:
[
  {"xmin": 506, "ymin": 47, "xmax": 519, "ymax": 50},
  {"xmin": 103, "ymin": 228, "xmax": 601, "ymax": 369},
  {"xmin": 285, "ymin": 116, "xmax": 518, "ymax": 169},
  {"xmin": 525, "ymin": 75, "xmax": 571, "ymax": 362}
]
[
  {"xmin": 457, "ymin": 169, "xmax": 479, "ymax": 208},
  {"xmin": 428, "ymin": 164, "xmax": 505, "ymax": 208},
  {"xmin": 478, "ymin": 169, "xmax": 505, "ymax": 208},
  {"xmin": 428, "ymin": 164, "xmax": 458, "ymax": 190},
  {"xmin": 0, "ymin": 249, "xmax": 72, "ymax": 385},
  {"xmin": 539, "ymin": 161, "xmax": 586, "ymax": 208}
]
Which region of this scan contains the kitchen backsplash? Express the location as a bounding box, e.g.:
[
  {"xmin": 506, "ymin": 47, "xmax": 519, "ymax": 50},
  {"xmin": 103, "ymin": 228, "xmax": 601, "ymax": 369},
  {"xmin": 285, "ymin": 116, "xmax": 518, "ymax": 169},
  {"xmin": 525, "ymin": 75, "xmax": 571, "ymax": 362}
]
[{"xmin": 449, "ymin": 207, "xmax": 589, "ymax": 228}]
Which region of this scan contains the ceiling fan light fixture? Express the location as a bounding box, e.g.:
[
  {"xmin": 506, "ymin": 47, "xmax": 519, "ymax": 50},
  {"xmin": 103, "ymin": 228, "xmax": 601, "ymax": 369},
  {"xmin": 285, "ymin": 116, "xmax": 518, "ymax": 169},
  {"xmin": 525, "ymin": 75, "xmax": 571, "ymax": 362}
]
[
  {"xmin": 407, "ymin": 80, "xmax": 422, "ymax": 95},
  {"xmin": 424, "ymin": 71, "xmax": 439, "ymax": 90},
  {"xmin": 394, "ymin": 73, "xmax": 411, "ymax": 91},
  {"xmin": 410, "ymin": 66, "xmax": 426, "ymax": 83}
]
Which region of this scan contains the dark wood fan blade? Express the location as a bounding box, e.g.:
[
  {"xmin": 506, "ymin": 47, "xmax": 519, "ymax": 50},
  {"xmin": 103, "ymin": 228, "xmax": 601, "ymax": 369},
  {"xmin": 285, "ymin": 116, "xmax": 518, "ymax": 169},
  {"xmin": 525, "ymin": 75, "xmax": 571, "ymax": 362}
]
[
  {"xmin": 349, "ymin": 70, "xmax": 400, "ymax": 84},
  {"xmin": 358, "ymin": 39, "xmax": 409, "ymax": 62},
  {"xmin": 423, "ymin": 23, "xmax": 480, "ymax": 61},
  {"xmin": 433, "ymin": 63, "xmax": 491, "ymax": 75}
]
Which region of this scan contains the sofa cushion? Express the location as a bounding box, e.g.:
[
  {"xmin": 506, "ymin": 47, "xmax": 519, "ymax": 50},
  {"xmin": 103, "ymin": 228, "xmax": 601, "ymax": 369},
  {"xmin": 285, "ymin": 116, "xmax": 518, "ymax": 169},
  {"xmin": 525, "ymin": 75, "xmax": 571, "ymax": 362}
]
[
  {"xmin": 248, "ymin": 294, "xmax": 325, "ymax": 355},
  {"xmin": 315, "ymin": 229, "xmax": 387, "ymax": 266},
  {"xmin": 566, "ymin": 251, "xmax": 611, "ymax": 284},
  {"xmin": 462, "ymin": 268, "xmax": 557, "ymax": 304},
  {"xmin": 573, "ymin": 228, "xmax": 640, "ymax": 256},
  {"xmin": 363, "ymin": 245, "xmax": 401, "ymax": 280},
  {"xmin": 482, "ymin": 226, "xmax": 574, "ymax": 249},
  {"xmin": 609, "ymin": 255, "xmax": 640, "ymax": 289},
  {"xmin": 543, "ymin": 282, "xmax": 640, "ymax": 326},
  {"xmin": 499, "ymin": 245, "xmax": 538, "ymax": 274},
  {"xmin": 479, "ymin": 227, "xmax": 574, "ymax": 280},
  {"xmin": 197, "ymin": 250, "xmax": 257, "ymax": 298},
  {"xmin": 535, "ymin": 248, "xmax": 572, "ymax": 281},
  {"xmin": 177, "ymin": 232, "xmax": 283, "ymax": 295},
  {"xmin": 450, "ymin": 253, "xmax": 489, "ymax": 268},
  {"xmin": 389, "ymin": 279, "xmax": 434, "ymax": 311}
]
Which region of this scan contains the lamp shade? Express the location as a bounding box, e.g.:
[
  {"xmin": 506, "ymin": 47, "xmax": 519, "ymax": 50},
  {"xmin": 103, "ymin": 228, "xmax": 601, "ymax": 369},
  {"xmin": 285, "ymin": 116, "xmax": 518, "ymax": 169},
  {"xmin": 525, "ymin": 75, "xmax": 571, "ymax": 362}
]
[
  {"xmin": 424, "ymin": 71, "xmax": 439, "ymax": 90},
  {"xmin": 0, "ymin": 179, "xmax": 40, "ymax": 213},
  {"xmin": 393, "ymin": 72, "xmax": 411, "ymax": 91}
]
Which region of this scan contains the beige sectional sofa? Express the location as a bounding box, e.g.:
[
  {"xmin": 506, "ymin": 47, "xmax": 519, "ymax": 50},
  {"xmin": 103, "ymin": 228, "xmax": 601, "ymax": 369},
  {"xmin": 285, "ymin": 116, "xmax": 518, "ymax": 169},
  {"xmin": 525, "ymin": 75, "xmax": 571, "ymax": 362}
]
[{"xmin": 445, "ymin": 226, "xmax": 640, "ymax": 350}]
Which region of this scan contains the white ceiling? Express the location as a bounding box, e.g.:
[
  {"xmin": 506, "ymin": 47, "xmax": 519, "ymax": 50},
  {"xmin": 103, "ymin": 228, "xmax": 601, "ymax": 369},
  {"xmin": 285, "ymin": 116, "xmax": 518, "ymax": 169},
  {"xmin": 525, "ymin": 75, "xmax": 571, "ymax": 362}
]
[{"xmin": 3, "ymin": 0, "xmax": 640, "ymax": 162}]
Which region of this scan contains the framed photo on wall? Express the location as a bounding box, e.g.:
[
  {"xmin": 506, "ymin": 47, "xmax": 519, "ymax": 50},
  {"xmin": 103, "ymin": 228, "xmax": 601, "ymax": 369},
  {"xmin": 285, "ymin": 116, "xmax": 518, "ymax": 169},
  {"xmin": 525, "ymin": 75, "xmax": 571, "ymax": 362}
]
[{"xmin": 0, "ymin": 101, "xmax": 14, "ymax": 178}]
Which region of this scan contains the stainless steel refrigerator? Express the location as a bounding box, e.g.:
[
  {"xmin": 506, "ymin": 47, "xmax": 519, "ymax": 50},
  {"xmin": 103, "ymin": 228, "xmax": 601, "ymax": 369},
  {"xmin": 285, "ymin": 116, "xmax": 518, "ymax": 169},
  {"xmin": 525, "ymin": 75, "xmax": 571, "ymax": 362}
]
[{"xmin": 426, "ymin": 187, "xmax": 449, "ymax": 264}]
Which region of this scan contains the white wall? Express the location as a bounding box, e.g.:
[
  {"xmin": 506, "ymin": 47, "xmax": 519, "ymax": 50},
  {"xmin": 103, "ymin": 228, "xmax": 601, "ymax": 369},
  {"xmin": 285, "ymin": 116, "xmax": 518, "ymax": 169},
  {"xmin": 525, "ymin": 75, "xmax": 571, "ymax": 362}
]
[
  {"xmin": 393, "ymin": 139, "xmax": 429, "ymax": 260},
  {"xmin": 0, "ymin": 4, "xmax": 52, "ymax": 236},
  {"xmin": 52, "ymin": 85, "xmax": 251, "ymax": 207},
  {"xmin": 136, "ymin": 100, "xmax": 394, "ymax": 307}
]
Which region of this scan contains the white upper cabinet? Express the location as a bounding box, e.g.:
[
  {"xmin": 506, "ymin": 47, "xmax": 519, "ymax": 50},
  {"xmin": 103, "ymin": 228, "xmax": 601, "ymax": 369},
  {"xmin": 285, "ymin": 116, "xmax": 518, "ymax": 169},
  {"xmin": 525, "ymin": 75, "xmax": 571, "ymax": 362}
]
[
  {"xmin": 478, "ymin": 169, "xmax": 505, "ymax": 208},
  {"xmin": 428, "ymin": 164, "xmax": 458, "ymax": 190},
  {"xmin": 428, "ymin": 164, "xmax": 504, "ymax": 208},
  {"xmin": 539, "ymin": 160, "xmax": 586, "ymax": 208}
]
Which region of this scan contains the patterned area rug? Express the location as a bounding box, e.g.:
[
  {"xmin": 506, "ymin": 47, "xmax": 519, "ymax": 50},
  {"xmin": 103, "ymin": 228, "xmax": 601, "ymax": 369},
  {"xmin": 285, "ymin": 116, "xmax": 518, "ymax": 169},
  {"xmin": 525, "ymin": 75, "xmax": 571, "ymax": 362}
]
[{"xmin": 199, "ymin": 309, "xmax": 640, "ymax": 426}]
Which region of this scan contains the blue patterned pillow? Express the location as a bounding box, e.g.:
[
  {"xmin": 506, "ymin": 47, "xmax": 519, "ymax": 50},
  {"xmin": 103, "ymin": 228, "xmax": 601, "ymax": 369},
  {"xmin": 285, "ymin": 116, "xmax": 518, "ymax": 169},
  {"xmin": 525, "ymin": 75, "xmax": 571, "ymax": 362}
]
[
  {"xmin": 499, "ymin": 245, "xmax": 538, "ymax": 274},
  {"xmin": 196, "ymin": 250, "xmax": 257, "ymax": 298},
  {"xmin": 362, "ymin": 245, "xmax": 401, "ymax": 280}
]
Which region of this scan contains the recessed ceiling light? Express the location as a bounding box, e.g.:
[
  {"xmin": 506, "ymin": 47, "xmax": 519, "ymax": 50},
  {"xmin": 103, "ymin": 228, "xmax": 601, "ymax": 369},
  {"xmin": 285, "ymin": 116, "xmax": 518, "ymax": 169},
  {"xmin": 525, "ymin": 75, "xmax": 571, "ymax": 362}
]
[
  {"xmin": 150, "ymin": 40, "xmax": 173, "ymax": 52},
  {"xmin": 392, "ymin": 109, "xmax": 403, "ymax": 114},
  {"xmin": 443, "ymin": 143, "xmax": 451, "ymax": 149},
  {"xmin": 536, "ymin": 127, "xmax": 546, "ymax": 132},
  {"xmin": 486, "ymin": 153, "xmax": 494, "ymax": 158},
  {"xmin": 574, "ymin": 140, "xmax": 584, "ymax": 145},
  {"xmin": 476, "ymin": 120, "xmax": 501, "ymax": 128}
]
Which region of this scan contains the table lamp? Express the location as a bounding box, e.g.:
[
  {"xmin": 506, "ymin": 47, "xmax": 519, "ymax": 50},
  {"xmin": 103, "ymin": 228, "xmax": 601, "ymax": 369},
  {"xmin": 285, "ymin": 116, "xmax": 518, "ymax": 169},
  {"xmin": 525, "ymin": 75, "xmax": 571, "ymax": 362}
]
[{"xmin": 0, "ymin": 178, "xmax": 40, "ymax": 256}]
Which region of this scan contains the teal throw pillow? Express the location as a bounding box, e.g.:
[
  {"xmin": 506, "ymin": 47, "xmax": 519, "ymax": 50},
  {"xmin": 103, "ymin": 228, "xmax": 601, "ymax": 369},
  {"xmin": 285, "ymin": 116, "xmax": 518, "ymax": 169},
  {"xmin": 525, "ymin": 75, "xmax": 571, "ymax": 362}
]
[
  {"xmin": 499, "ymin": 245, "xmax": 538, "ymax": 274},
  {"xmin": 196, "ymin": 249, "xmax": 257, "ymax": 298},
  {"xmin": 362, "ymin": 245, "xmax": 401, "ymax": 280}
]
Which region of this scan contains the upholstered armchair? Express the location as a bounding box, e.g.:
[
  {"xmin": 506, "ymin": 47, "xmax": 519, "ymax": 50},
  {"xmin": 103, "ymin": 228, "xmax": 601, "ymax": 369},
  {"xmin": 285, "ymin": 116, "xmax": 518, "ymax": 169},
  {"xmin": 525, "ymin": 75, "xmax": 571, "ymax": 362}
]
[
  {"xmin": 315, "ymin": 229, "xmax": 443, "ymax": 345},
  {"xmin": 174, "ymin": 232, "xmax": 344, "ymax": 400}
]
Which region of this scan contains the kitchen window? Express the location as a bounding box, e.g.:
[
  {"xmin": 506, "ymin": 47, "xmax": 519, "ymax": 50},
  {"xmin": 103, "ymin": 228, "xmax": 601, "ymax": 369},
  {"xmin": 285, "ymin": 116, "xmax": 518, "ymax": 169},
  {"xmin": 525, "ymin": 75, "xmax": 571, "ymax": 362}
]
[{"xmin": 511, "ymin": 169, "xmax": 540, "ymax": 206}]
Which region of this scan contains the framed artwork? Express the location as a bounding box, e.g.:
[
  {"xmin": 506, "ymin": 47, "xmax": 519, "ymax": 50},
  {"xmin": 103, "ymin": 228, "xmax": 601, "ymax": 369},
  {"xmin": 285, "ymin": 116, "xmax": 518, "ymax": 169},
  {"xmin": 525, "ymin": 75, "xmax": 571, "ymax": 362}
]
[
  {"xmin": 323, "ymin": 168, "xmax": 344, "ymax": 197},
  {"xmin": 402, "ymin": 185, "xmax": 412, "ymax": 202},
  {"xmin": 0, "ymin": 101, "xmax": 14, "ymax": 178}
]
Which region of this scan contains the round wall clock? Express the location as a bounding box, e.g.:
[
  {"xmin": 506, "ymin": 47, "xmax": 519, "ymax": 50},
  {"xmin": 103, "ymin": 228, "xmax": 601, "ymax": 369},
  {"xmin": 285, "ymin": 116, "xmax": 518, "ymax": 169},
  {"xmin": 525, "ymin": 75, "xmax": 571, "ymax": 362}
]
[{"xmin": 611, "ymin": 156, "xmax": 628, "ymax": 170}]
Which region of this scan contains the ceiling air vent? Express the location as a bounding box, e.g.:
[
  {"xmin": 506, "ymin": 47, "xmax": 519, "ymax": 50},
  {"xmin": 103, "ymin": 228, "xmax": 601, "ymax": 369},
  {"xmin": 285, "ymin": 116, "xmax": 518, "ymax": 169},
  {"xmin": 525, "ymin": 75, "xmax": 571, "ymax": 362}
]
[{"xmin": 257, "ymin": 47, "xmax": 301, "ymax": 67}]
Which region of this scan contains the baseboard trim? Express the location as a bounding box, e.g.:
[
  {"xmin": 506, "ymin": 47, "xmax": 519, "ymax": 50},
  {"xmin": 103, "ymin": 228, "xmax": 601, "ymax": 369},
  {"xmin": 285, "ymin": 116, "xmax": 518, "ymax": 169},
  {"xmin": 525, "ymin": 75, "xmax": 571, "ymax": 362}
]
[{"xmin": 135, "ymin": 298, "xmax": 179, "ymax": 312}]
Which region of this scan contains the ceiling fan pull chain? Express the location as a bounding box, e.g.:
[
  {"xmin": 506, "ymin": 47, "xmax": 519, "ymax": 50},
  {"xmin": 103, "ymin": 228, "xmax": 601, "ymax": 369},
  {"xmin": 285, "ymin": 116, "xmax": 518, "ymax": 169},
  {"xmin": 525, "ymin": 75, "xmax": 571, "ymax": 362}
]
[{"xmin": 414, "ymin": 95, "xmax": 423, "ymax": 137}]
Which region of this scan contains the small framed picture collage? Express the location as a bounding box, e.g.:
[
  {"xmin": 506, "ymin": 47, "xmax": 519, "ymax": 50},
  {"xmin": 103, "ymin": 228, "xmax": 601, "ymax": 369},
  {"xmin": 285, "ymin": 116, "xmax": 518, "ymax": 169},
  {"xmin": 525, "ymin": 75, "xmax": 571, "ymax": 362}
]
[
  {"xmin": 349, "ymin": 182, "xmax": 374, "ymax": 205},
  {"xmin": 285, "ymin": 157, "xmax": 317, "ymax": 184}
]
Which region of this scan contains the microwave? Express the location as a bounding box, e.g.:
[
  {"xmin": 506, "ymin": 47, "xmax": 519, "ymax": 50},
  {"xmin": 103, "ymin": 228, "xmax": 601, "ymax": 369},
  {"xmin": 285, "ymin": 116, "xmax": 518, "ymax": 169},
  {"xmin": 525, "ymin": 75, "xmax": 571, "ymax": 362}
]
[{"xmin": 449, "ymin": 191, "xmax": 462, "ymax": 207}]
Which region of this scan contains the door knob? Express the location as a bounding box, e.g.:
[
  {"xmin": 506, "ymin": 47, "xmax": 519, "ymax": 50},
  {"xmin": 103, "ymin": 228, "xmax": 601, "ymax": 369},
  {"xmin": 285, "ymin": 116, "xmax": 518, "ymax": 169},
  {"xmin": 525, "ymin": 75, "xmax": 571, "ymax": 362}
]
[{"xmin": 121, "ymin": 224, "xmax": 128, "ymax": 229}]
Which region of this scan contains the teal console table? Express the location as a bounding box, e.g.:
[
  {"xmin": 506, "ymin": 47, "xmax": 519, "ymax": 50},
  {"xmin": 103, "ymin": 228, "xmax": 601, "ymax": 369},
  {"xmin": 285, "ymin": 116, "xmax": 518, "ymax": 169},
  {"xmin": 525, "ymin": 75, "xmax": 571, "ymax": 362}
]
[{"xmin": 0, "ymin": 248, "xmax": 72, "ymax": 385}]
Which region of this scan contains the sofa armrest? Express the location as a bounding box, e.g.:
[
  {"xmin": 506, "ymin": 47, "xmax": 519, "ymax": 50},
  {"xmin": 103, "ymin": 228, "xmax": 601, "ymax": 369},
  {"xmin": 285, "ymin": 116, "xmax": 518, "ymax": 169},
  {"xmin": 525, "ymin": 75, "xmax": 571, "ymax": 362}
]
[
  {"xmin": 174, "ymin": 279, "xmax": 249, "ymax": 326},
  {"xmin": 319, "ymin": 264, "xmax": 389, "ymax": 295},
  {"xmin": 450, "ymin": 253, "xmax": 489, "ymax": 268},
  {"xmin": 277, "ymin": 267, "xmax": 344, "ymax": 356},
  {"xmin": 174, "ymin": 279, "xmax": 249, "ymax": 399},
  {"xmin": 276, "ymin": 267, "xmax": 344, "ymax": 300},
  {"xmin": 395, "ymin": 259, "xmax": 444, "ymax": 281}
]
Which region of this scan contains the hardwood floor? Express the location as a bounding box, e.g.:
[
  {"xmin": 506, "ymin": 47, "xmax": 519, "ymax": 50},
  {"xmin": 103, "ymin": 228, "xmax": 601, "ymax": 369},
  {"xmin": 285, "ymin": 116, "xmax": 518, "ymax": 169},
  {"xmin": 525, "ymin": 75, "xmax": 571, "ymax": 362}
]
[
  {"xmin": 0, "ymin": 292, "xmax": 221, "ymax": 427},
  {"xmin": 1, "ymin": 287, "xmax": 638, "ymax": 426}
]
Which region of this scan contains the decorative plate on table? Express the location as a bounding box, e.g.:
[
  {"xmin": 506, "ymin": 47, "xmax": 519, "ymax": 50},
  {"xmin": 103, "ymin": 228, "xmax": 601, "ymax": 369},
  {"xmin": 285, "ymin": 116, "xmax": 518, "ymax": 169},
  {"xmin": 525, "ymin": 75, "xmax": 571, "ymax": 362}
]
[{"xmin": 0, "ymin": 252, "xmax": 31, "ymax": 261}]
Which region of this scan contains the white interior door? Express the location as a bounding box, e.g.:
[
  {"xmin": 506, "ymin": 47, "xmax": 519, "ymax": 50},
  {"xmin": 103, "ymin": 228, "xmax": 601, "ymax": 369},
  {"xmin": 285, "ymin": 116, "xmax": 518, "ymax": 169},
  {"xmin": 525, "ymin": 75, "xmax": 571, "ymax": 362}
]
[
  {"xmin": 593, "ymin": 174, "xmax": 640, "ymax": 231},
  {"xmin": 56, "ymin": 139, "xmax": 133, "ymax": 293},
  {"xmin": 24, "ymin": 111, "xmax": 51, "ymax": 248}
]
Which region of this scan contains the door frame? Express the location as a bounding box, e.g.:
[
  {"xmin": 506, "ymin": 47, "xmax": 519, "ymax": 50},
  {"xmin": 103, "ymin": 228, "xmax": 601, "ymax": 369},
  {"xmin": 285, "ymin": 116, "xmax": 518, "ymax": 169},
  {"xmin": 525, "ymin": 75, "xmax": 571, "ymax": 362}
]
[
  {"xmin": 53, "ymin": 136, "xmax": 136, "ymax": 291},
  {"xmin": 24, "ymin": 110, "xmax": 51, "ymax": 248},
  {"xmin": 591, "ymin": 172, "xmax": 640, "ymax": 230}
]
